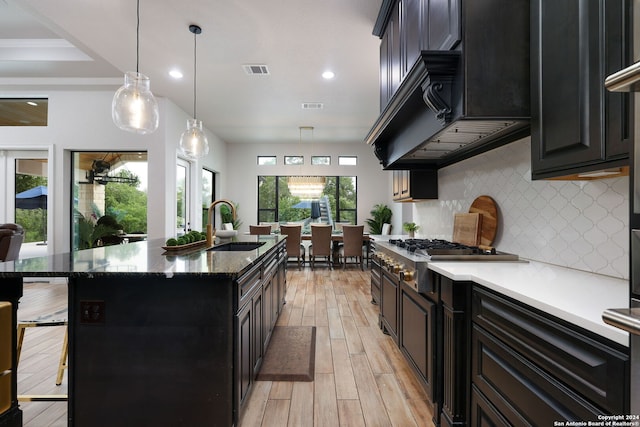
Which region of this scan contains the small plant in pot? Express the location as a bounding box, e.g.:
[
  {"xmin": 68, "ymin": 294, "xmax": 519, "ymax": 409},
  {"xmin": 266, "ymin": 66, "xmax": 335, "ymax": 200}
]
[{"xmin": 403, "ymin": 222, "xmax": 420, "ymax": 238}]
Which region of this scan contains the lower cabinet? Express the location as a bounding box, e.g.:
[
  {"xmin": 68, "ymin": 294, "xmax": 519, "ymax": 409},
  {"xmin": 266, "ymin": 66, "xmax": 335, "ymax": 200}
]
[
  {"xmin": 370, "ymin": 256, "xmax": 381, "ymax": 305},
  {"xmin": 234, "ymin": 240, "xmax": 287, "ymax": 424},
  {"xmin": 399, "ymin": 282, "xmax": 437, "ymax": 401},
  {"xmin": 236, "ymin": 288, "xmax": 259, "ymax": 409},
  {"xmin": 471, "ymin": 286, "xmax": 629, "ymax": 425},
  {"xmin": 380, "ymin": 268, "xmax": 399, "ymax": 342}
]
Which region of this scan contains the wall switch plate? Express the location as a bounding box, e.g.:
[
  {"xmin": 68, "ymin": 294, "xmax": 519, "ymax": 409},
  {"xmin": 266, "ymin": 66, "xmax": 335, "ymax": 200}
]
[{"xmin": 80, "ymin": 300, "xmax": 105, "ymax": 324}]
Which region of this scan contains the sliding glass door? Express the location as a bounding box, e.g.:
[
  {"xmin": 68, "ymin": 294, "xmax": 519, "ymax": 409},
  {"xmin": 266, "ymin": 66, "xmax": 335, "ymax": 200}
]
[{"xmin": 0, "ymin": 150, "xmax": 49, "ymax": 257}]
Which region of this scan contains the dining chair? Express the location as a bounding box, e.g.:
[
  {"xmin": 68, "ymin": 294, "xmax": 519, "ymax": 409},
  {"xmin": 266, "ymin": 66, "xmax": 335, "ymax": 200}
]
[
  {"xmin": 0, "ymin": 223, "xmax": 24, "ymax": 262},
  {"xmin": 222, "ymin": 223, "xmax": 234, "ymax": 231},
  {"xmin": 309, "ymin": 224, "xmax": 333, "ymax": 270},
  {"xmin": 259, "ymin": 222, "xmax": 280, "ymax": 233},
  {"xmin": 279, "ymin": 225, "xmax": 305, "ymax": 270},
  {"xmin": 249, "ymin": 225, "xmax": 272, "ymax": 235},
  {"xmin": 381, "ymin": 223, "xmax": 392, "ymax": 235},
  {"xmin": 340, "ymin": 225, "xmax": 365, "ymax": 270}
]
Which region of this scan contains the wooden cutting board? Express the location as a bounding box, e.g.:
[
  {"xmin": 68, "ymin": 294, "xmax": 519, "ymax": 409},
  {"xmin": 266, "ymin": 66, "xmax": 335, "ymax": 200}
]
[
  {"xmin": 452, "ymin": 213, "xmax": 482, "ymax": 246},
  {"xmin": 469, "ymin": 195, "xmax": 498, "ymax": 246}
]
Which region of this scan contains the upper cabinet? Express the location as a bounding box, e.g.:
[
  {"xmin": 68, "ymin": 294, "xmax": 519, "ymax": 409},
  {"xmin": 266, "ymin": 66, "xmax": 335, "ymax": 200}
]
[
  {"xmin": 530, "ymin": 0, "xmax": 631, "ymax": 180},
  {"xmin": 392, "ymin": 169, "xmax": 438, "ymax": 201},
  {"xmin": 379, "ymin": 0, "xmax": 461, "ymax": 108},
  {"xmin": 368, "ymin": 0, "xmax": 530, "ymax": 171}
]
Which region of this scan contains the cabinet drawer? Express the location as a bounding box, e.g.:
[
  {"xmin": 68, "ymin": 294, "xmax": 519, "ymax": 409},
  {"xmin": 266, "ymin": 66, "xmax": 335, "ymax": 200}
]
[
  {"xmin": 472, "ymin": 325, "xmax": 602, "ymax": 424},
  {"xmin": 236, "ymin": 264, "xmax": 262, "ymax": 311},
  {"xmin": 472, "ymin": 287, "xmax": 629, "ymax": 414}
]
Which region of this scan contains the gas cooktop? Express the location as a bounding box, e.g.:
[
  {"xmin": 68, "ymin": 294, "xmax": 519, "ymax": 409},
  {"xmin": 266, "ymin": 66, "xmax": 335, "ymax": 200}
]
[{"xmin": 386, "ymin": 238, "xmax": 520, "ymax": 261}]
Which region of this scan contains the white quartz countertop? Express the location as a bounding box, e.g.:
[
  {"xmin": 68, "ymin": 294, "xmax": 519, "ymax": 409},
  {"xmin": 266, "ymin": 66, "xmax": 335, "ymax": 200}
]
[{"xmin": 427, "ymin": 260, "xmax": 629, "ymax": 347}]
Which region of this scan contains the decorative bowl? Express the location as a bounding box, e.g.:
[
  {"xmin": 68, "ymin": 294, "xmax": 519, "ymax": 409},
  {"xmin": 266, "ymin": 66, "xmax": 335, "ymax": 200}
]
[{"xmin": 216, "ymin": 230, "xmax": 238, "ymax": 238}]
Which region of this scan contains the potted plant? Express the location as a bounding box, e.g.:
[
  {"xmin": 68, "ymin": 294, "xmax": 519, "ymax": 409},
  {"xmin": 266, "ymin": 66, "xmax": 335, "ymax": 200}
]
[
  {"xmin": 403, "ymin": 222, "xmax": 420, "ymax": 238},
  {"xmin": 365, "ymin": 204, "xmax": 392, "ymax": 235},
  {"xmin": 220, "ymin": 202, "xmax": 242, "ymax": 230}
]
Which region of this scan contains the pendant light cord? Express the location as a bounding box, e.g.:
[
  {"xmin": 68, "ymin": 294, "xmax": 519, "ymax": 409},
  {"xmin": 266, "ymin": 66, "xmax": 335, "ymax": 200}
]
[
  {"xmin": 193, "ymin": 29, "xmax": 197, "ymax": 120},
  {"xmin": 136, "ymin": 0, "xmax": 140, "ymax": 73}
]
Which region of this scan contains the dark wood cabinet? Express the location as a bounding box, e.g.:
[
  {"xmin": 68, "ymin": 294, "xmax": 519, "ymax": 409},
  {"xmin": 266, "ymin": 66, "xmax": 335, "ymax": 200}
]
[
  {"xmin": 471, "ymin": 287, "xmax": 630, "ymax": 425},
  {"xmin": 425, "ymin": 0, "xmax": 460, "ymax": 51},
  {"xmin": 380, "ymin": 0, "xmax": 401, "ymax": 107},
  {"xmin": 380, "ymin": 268, "xmax": 399, "ymax": 342},
  {"xmin": 236, "ymin": 292, "xmax": 255, "ymax": 408},
  {"xmin": 440, "ymin": 275, "xmax": 471, "ymax": 427},
  {"xmin": 531, "ymin": 0, "xmax": 631, "ymax": 179},
  {"xmin": 392, "ymin": 169, "xmax": 438, "ymax": 201},
  {"xmin": 400, "ymin": 282, "xmax": 437, "ymax": 401},
  {"xmin": 370, "ymin": 256, "xmax": 381, "ymax": 305},
  {"xmin": 234, "ymin": 240, "xmax": 287, "ymax": 423},
  {"xmin": 378, "ymin": 0, "xmax": 461, "ymax": 110}
]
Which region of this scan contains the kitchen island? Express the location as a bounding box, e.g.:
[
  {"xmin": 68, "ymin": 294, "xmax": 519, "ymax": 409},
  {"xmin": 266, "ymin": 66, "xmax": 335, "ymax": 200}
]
[{"xmin": 0, "ymin": 234, "xmax": 287, "ymax": 427}]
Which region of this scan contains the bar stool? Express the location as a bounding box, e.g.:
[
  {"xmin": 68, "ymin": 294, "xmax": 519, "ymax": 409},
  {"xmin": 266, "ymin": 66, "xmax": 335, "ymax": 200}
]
[{"xmin": 16, "ymin": 307, "xmax": 68, "ymax": 402}]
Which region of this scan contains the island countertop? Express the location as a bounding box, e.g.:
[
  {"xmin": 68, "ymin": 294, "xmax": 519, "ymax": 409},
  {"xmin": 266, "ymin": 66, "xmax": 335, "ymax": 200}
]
[{"xmin": 0, "ymin": 234, "xmax": 287, "ymax": 278}]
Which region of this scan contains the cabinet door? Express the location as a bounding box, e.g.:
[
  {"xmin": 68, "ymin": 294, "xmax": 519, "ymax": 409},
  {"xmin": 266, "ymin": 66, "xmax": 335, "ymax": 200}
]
[
  {"xmin": 531, "ymin": 0, "xmax": 630, "ymax": 179},
  {"xmin": 381, "ymin": 269, "xmax": 399, "ymax": 342},
  {"xmin": 263, "ymin": 275, "xmax": 275, "ymax": 349},
  {"xmin": 389, "ymin": 1, "xmax": 402, "ymax": 97},
  {"xmin": 252, "ymin": 290, "xmax": 263, "ymax": 377},
  {"xmin": 380, "ymin": 28, "xmax": 391, "ymax": 109},
  {"xmin": 426, "ymin": 0, "xmax": 460, "ymax": 50},
  {"xmin": 392, "ymin": 170, "xmax": 402, "ymax": 200},
  {"xmin": 402, "ymin": 0, "xmax": 423, "ymax": 77},
  {"xmin": 236, "ymin": 301, "xmax": 253, "ymax": 407},
  {"xmin": 400, "ymin": 286, "xmax": 435, "ymax": 400}
]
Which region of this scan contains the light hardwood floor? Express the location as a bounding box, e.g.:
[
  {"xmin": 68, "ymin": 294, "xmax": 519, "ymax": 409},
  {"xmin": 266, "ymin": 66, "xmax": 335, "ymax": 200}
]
[{"xmin": 15, "ymin": 268, "xmax": 436, "ymax": 427}]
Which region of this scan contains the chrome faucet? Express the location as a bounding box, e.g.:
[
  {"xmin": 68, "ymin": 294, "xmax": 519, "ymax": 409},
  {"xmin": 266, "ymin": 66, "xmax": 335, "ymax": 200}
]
[{"xmin": 206, "ymin": 199, "xmax": 236, "ymax": 246}]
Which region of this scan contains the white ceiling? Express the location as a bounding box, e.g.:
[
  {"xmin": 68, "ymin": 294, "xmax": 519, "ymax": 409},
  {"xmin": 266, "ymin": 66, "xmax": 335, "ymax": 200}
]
[{"xmin": 0, "ymin": 0, "xmax": 382, "ymax": 145}]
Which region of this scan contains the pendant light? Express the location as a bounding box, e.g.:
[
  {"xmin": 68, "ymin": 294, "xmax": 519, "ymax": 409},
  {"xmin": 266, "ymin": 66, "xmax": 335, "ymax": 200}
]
[
  {"xmin": 179, "ymin": 25, "xmax": 209, "ymax": 159},
  {"xmin": 287, "ymin": 126, "xmax": 325, "ymax": 199},
  {"xmin": 112, "ymin": 0, "xmax": 159, "ymax": 134}
]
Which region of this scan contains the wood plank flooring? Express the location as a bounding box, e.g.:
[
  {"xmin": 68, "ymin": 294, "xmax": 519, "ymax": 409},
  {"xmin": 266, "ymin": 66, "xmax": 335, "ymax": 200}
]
[{"xmin": 14, "ymin": 268, "xmax": 436, "ymax": 427}]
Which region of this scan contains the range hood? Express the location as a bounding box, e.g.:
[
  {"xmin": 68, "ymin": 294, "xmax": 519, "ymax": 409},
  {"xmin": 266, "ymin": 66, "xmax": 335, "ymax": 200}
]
[
  {"xmin": 605, "ymin": 61, "xmax": 640, "ymax": 92},
  {"xmin": 366, "ymin": 1, "xmax": 530, "ymax": 170}
]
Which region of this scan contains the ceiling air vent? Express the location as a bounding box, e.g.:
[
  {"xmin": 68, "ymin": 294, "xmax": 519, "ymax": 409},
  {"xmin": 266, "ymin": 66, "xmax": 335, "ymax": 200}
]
[
  {"xmin": 302, "ymin": 102, "xmax": 324, "ymax": 110},
  {"xmin": 243, "ymin": 64, "xmax": 270, "ymax": 75}
]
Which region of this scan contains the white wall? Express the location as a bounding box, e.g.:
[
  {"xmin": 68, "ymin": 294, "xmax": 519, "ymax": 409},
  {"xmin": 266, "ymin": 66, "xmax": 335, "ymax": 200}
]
[
  {"xmin": 412, "ymin": 137, "xmax": 629, "ymax": 279},
  {"xmin": 225, "ymin": 142, "xmax": 393, "ymax": 233},
  {"xmin": 0, "ymin": 89, "xmax": 225, "ymax": 253}
]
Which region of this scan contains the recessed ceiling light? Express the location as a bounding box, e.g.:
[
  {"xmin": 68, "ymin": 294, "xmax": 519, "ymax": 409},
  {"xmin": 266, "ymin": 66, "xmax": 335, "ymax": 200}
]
[
  {"xmin": 169, "ymin": 69, "xmax": 183, "ymax": 79},
  {"xmin": 26, "ymin": 101, "xmax": 38, "ymax": 106},
  {"xmin": 322, "ymin": 71, "xmax": 335, "ymax": 79}
]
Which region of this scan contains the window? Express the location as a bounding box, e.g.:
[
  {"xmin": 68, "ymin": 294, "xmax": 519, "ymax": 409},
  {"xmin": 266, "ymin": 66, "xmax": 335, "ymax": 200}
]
[
  {"xmin": 257, "ymin": 176, "xmax": 357, "ymax": 226},
  {"xmin": 202, "ymin": 168, "xmax": 215, "ymax": 230},
  {"xmin": 338, "ymin": 156, "xmax": 357, "ymax": 166},
  {"xmin": 0, "ymin": 98, "xmax": 48, "ymax": 126},
  {"xmin": 311, "ymin": 156, "xmax": 331, "ymax": 165},
  {"xmin": 176, "ymin": 158, "xmax": 190, "ymax": 235},
  {"xmin": 257, "ymin": 156, "xmax": 276, "ymax": 165},
  {"xmin": 71, "ymin": 151, "xmax": 148, "ymax": 251},
  {"xmin": 284, "ymin": 156, "xmax": 304, "ymax": 165}
]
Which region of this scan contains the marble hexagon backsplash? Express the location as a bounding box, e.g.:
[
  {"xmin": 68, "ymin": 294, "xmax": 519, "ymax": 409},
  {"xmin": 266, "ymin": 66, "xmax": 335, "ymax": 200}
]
[{"xmin": 413, "ymin": 138, "xmax": 629, "ymax": 279}]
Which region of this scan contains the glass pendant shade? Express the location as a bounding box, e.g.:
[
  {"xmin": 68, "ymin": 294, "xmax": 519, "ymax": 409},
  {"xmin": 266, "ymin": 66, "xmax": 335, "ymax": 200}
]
[
  {"xmin": 287, "ymin": 176, "xmax": 326, "ymax": 199},
  {"xmin": 179, "ymin": 118, "xmax": 209, "ymax": 159},
  {"xmin": 112, "ymin": 71, "xmax": 159, "ymax": 134}
]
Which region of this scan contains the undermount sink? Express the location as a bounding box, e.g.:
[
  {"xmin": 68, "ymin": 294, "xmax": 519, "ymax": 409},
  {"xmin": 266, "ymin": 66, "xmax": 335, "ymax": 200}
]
[{"xmin": 208, "ymin": 242, "xmax": 266, "ymax": 252}]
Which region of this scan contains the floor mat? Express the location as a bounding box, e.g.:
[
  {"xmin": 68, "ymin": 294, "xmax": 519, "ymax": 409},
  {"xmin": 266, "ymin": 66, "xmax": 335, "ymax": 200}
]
[{"xmin": 256, "ymin": 326, "xmax": 316, "ymax": 382}]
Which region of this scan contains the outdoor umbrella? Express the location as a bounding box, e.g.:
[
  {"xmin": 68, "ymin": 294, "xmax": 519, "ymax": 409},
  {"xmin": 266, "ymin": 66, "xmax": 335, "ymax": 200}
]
[
  {"xmin": 292, "ymin": 200, "xmax": 312, "ymax": 209},
  {"xmin": 15, "ymin": 185, "xmax": 47, "ymax": 243}
]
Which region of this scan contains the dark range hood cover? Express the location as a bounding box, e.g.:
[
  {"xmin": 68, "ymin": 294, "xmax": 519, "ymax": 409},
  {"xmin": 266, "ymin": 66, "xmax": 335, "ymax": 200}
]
[{"xmin": 367, "ymin": 0, "xmax": 530, "ymax": 170}]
